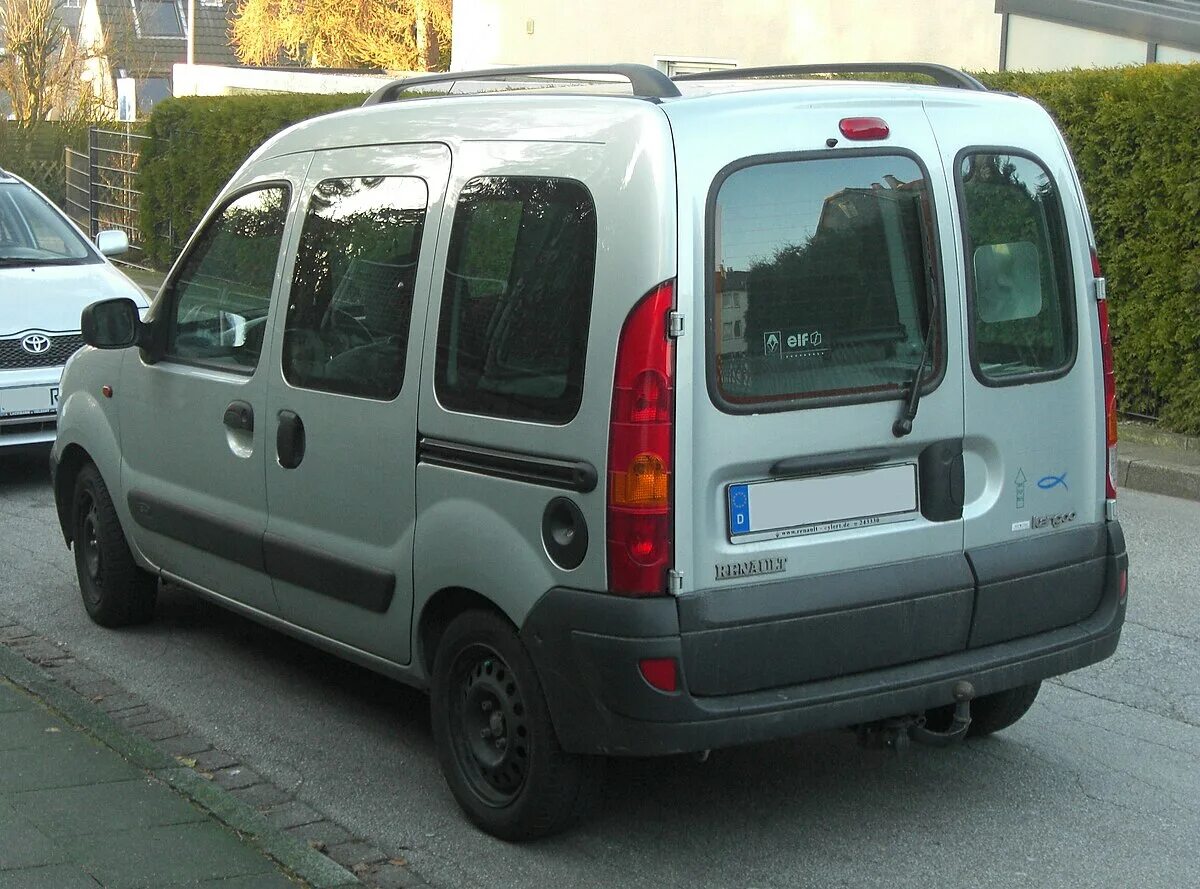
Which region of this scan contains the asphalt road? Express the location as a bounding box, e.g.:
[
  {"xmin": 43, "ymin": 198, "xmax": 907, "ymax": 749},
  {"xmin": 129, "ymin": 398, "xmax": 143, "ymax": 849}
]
[{"xmin": 2, "ymin": 444, "xmax": 1197, "ymax": 889}]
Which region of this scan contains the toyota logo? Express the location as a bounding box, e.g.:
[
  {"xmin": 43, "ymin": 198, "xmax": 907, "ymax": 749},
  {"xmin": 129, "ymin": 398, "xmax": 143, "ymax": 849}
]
[{"xmin": 20, "ymin": 334, "xmax": 51, "ymax": 355}]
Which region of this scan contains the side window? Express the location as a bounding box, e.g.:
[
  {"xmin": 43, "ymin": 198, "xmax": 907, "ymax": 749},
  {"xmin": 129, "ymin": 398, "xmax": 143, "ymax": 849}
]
[
  {"xmin": 166, "ymin": 186, "xmax": 289, "ymax": 371},
  {"xmin": 435, "ymin": 176, "xmax": 597, "ymax": 423},
  {"xmin": 282, "ymin": 177, "xmax": 428, "ymax": 401},
  {"xmin": 959, "ymin": 152, "xmax": 1075, "ymax": 382}
]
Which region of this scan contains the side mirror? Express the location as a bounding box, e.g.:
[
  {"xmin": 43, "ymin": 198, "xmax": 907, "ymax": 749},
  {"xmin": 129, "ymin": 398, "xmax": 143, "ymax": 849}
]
[
  {"xmin": 82, "ymin": 298, "xmax": 142, "ymax": 349},
  {"xmin": 96, "ymin": 230, "xmax": 129, "ymax": 257}
]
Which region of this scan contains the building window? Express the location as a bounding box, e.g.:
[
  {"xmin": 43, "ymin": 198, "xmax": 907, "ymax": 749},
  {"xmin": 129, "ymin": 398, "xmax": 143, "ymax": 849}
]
[{"xmin": 132, "ymin": 0, "xmax": 185, "ymax": 38}]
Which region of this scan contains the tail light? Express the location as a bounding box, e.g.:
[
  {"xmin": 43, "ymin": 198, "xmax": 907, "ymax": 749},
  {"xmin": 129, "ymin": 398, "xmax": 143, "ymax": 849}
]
[
  {"xmin": 607, "ymin": 280, "xmax": 675, "ymax": 595},
  {"xmin": 1093, "ymin": 249, "xmax": 1118, "ymax": 502}
]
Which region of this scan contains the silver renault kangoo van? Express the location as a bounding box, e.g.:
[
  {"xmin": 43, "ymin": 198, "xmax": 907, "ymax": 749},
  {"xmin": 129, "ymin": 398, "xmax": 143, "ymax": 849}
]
[{"xmin": 52, "ymin": 63, "xmax": 1128, "ymax": 839}]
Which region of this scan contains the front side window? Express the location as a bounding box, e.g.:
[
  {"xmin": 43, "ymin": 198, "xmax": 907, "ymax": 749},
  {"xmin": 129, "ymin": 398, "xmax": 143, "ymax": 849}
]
[
  {"xmin": 958, "ymin": 152, "xmax": 1075, "ymax": 383},
  {"xmin": 435, "ymin": 176, "xmax": 597, "ymax": 424},
  {"xmin": 282, "ymin": 176, "xmax": 427, "ymax": 401},
  {"xmin": 165, "ymin": 186, "xmax": 289, "ymax": 371},
  {"xmin": 711, "ymin": 154, "xmax": 940, "ymax": 409},
  {"xmin": 0, "ymin": 184, "xmax": 95, "ymax": 265}
]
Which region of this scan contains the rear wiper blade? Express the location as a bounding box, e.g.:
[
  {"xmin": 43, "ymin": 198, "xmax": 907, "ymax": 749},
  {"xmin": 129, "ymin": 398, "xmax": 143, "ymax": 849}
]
[{"xmin": 892, "ymin": 208, "xmax": 940, "ymax": 439}]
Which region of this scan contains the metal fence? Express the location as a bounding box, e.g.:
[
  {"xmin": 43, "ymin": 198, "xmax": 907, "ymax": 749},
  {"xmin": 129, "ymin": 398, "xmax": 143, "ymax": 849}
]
[{"xmin": 63, "ymin": 126, "xmax": 155, "ymax": 269}]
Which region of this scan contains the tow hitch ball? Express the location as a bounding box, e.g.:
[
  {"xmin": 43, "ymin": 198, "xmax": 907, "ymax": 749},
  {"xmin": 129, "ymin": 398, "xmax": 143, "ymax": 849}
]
[{"xmin": 856, "ymin": 681, "xmax": 976, "ymax": 753}]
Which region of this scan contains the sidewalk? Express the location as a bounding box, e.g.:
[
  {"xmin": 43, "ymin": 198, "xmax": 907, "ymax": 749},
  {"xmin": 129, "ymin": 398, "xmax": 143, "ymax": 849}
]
[
  {"xmin": 1118, "ymin": 422, "xmax": 1200, "ymax": 503},
  {"xmin": 0, "ymin": 638, "xmax": 372, "ymax": 889},
  {"xmin": 0, "ymin": 676, "xmax": 304, "ymax": 888}
]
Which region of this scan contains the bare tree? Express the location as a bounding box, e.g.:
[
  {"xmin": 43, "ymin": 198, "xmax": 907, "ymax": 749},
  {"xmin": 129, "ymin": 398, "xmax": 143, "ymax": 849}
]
[{"xmin": 0, "ymin": 0, "xmax": 100, "ymax": 126}]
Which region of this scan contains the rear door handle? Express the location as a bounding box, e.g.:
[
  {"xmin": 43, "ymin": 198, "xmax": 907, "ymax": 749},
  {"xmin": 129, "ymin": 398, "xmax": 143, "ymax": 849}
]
[
  {"xmin": 223, "ymin": 400, "xmax": 254, "ymax": 433},
  {"xmin": 276, "ymin": 410, "xmax": 306, "ymax": 469},
  {"xmin": 770, "ymin": 448, "xmax": 892, "ymax": 477}
]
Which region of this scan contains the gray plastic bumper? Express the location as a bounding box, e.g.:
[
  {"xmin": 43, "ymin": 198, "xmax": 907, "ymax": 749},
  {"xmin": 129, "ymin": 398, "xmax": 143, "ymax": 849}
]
[{"xmin": 521, "ymin": 522, "xmax": 1127, "ymax": 757}]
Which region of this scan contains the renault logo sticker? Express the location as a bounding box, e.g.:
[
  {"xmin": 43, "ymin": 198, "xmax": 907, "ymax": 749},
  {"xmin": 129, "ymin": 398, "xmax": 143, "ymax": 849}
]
[{"xmin": 20, "ymin": 334, "xmax": 51, "ymax": 354}]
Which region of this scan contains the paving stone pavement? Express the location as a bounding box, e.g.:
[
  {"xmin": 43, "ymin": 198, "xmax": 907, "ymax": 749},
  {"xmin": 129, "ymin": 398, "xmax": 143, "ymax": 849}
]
[
  {"xmin": 0, "ymin": 619, "xmax": 427, "ymax": 889},
  {"xmin": 0, "ymin": 677, "xmax": 303, "ymax": 888}
]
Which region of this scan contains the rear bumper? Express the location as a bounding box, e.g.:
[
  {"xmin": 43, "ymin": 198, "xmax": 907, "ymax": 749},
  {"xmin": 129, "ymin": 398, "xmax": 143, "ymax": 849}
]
[{"xmin": 522, "ymin": 522, "xmax": 1127, "ymax": 757}]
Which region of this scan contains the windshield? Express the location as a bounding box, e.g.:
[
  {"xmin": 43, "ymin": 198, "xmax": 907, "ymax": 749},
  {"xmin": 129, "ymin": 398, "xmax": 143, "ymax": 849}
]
[{"xmin": 0, "ymin": 182, "xmax": 97, "ymax": 266}]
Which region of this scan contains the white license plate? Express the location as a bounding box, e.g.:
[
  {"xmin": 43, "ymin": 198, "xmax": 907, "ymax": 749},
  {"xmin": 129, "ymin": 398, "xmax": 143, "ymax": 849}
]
[
  {"xmin": 0, "ymin": 385, "xmax": 60, "ymax": 418},
  {"xmin": 728, "ymin": 463, "xmax": 918, "ymax": 542}
]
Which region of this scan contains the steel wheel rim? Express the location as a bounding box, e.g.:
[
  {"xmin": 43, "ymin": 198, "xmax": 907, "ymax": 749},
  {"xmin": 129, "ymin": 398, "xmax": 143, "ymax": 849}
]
[
  {"xmin": 79, "ymin": 494, "xmax": 103, "ymax": 603},
  {"xmin": 449, "ymin": 643, "xmax": 530, "ymax": 807}
]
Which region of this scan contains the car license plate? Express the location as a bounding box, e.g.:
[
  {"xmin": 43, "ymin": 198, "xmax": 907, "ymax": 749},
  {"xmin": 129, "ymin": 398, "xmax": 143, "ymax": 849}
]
[
  {"xmin": 728, "ymin": 463, "xmax": 918, "ymax": 542},
  {"xmin": 0, "ymin": 385, "xmax": 60, "ymax": 418}
]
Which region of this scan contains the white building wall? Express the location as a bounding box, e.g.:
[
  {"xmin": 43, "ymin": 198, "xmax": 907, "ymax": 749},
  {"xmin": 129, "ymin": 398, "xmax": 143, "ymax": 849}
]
[
  {"xmin": 1004, "ymin": 15, "xmax": 1148, "ymax": 70},
  {"xmin": 173, "ymin": 64, "xmax": 401, "ymax": 97},
  {"xmin": 451, "ymin": 0, "xmax": 1003, "ymax": 72},
  {"xmin": 1156, "ymin": 44, "xmax": 1200, "ymax": 63}
]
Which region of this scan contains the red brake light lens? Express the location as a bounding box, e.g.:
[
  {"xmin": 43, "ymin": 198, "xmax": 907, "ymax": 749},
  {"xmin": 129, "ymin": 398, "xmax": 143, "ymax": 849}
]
[
  {"xmin": 1093, "ymin": 248, "xmax": 1118, "ymax": 501},
  {"xmin": 607, "ymin": 280, "xmax": 675, "ymax": 596},
  {"xmin": 839, "ymin": 117, "xmax": 890, "ymax": 140}
]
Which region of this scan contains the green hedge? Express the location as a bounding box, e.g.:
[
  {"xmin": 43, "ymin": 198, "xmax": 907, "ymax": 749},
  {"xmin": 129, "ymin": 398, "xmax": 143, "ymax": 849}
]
[
  {"xmin": 136, "ymin": 66, "xmax": 1200, "ymax": 432},
  {"xmin": 0, "ymin": 122, "xmax": 87, "ymax": 205},
  {"xmin": 137, "ymin": 93, "xmax": 367, "ymax": 267},
  {"xmin": 977, "ymin": 66, "xmax": 1200, "ymax": 434}
]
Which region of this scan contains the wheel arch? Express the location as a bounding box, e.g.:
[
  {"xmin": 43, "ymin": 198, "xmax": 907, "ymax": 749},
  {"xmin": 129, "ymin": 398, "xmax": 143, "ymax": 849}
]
[
  {"xmin": 54, "ymin": 442, "xmax": 96, "ymax": 546},
  {"xmin": 417, "ymin": 586, "xmax": 512, "ymax": 678}
]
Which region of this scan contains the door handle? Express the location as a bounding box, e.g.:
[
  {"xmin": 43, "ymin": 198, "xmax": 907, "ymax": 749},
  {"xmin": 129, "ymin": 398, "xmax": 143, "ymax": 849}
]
[
  {"xmin": 276, "ymin": 410, "xmax": 306, "ymax": 469},
  {"xmin": 223, "ymin": 400, "xmax": 254, "ymax": 433}
]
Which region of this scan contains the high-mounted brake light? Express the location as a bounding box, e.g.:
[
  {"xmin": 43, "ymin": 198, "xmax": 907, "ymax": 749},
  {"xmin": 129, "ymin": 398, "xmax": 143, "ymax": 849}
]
[
  {"xmin": 607, "ymin": 280, "xmax": 675, "ymax": 596},
  {"xmin": 839, "ymin": 117, "xmax": 890, "ymax": 141},
  {"xmin": 1093, "ymin": 248, "xmax": 1118, "ymax": 504}
]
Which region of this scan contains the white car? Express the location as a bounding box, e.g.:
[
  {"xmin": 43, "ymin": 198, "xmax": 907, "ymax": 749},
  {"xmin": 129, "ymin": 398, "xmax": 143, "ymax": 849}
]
[{"xmin": 0, "ymin": 167, "xmax": 148, "ymax": 448}]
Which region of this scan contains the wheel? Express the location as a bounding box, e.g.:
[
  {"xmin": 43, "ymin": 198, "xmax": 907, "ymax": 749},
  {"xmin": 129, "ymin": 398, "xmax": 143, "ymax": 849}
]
[
  {"xmin": 71, "ymin": 463, "xmax": 157, "ymax": 627},
  {"xmin": 966, "ymin": 682, "xmax": 1041, "ymax": 737},
  {"xmin": 430, "ymin": 610, "xmax": 603, "ymax": 840}
]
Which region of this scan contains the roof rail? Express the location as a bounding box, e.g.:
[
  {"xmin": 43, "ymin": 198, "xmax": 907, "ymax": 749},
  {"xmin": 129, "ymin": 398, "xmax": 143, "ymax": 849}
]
[
  {"xmin": 673, "ymin": 63, "xmax": 987, "ymax": 91},
  {"xmin": 363, "ymin": 64, "xmax": 683, "ymax": 106}
]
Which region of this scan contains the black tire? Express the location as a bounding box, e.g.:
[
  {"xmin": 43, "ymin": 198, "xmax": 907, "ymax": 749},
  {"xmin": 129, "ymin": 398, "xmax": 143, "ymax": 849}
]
[
  {"xmin": 966, "ymin": 682, "xmax": 1041, "ymax": 737},
  {"xmin": 71, "ymin": 463, "xmax": 157, "ymax": 627},
  {"xmin": 430, "ymin": 609, "xmax": 603, "ymax": 840}
]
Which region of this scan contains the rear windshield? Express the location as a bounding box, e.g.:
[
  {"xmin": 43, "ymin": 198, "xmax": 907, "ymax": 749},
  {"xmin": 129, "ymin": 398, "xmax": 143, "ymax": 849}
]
[{"xmin": 710, "ymin": 154, "xmax": 939, "ymax": 409}]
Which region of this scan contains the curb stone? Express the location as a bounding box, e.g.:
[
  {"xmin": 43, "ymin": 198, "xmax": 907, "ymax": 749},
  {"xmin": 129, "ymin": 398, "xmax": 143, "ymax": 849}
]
[
  {"xmin": 1117, "ymin": 455, "xmax": 1200, "ymax": 503},
  {"xmin": 0, "ymin": 618, "xmax": 434, "ymax": 889}
]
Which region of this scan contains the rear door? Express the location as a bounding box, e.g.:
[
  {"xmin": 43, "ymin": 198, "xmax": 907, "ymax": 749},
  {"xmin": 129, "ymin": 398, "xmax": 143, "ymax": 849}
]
[
  {"xmin": 262, "ymin": 143, "xmax": 450, "ymax": 664},
  {"xmin": 670, "ymin": 98, "xmax": 970, "ymax": 695},
  {"xmin": 923, "ymin": 99, "xmax": 1106, "ymax": 647}
]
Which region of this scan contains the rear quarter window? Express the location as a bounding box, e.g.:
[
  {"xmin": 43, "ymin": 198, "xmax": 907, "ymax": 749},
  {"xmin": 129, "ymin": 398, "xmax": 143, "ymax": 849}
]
[
  {"xmin": 434, "ymin": 176, "xmax": 597, "ymax": 424},
  {"xmin": 957, "ymin": 151, "xmax": 1076, "ymax": 384},
  {"xmin": 708, "ymin": 152, "xmax": 942, "ymax": 411}
]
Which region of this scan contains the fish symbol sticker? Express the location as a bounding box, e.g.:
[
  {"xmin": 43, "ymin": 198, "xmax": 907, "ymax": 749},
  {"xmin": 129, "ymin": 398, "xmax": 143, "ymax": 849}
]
[{"xmin": 1038, "ymin": 472, "xmax": 1068, "ymax": 491}]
